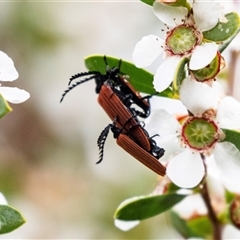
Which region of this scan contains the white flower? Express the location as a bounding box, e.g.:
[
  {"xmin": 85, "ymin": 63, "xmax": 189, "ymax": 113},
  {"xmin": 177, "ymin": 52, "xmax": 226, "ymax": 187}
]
[
  {"xmin": 0, "ymin": 192, "xmax": 8, "ymax": 205},
  {"xmin": 173, "ymin": 193, "xmax": 207, "ymax": 219},
  {"xmin": 145, "ymin": 78, "xmax": 240, "ymax": 188},
  {"xmin": 223, "ymin": 224, "xmax": 240, "ymax": 239},
  {"xmin": 0, "ymin": 51, "xmax": 30, "ymax": 104},
  {"xmin": 114, "ymin": 219, "xmax": 139, "ymax": 231},
  {"xmin": 132, "ymin": 1, "xmax": 223, "ymax": 92}
]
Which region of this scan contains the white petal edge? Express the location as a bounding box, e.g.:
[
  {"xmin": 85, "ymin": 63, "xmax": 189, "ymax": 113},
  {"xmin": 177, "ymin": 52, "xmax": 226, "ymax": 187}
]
[
  {"xmin": 213, "ymin": 142, "xmax": 240, "ymax": 193},
  {"xmin": 205, "ymin": 156, "xmax": 225, "ymax": 199},
  {"xmin": 153, "ymin": 56, "xmax": 181, "ymax": 92},
  {"xmin": 211, "ymin": 80, "xmax": 225, "ymax": 99},
  {"xmin": 145, "ymin": 109, "xmax": 181, "ymax": 137},
  {"xmin": 144, "ymin": 109, "xmax": 183, "ymax": 161},
  {"xmin": 153, "ymin": 2, "xmax": 188, "ymax": 26},
  {"xmin": 217, "ymin": 96, "xmax": 240, "ymax": 130},
  {"xmin": 180, "ymin": 76, "xmax": 220, "ymax": 116},
  {"xmin": 166, "ymin": 150, "xmax": 205, "ymax": 188},
  {"xmin": 189, "ymin": 42, "xmax": 218, "ymax": 70},
  {"xmin": 193, "ymin": 1, "xmax": 222, "ymax": 32},
  {"xmin": 222, "ymin": 224, "xmax": 240, "ymax": 239},
  {"xmin": 153, "ymin": 135, "xmax": 184, "ymax": 163},
  {"xmin": 0, "ymin": 192, "xmax": 8, "ymax": 205},
  {"xmin": 114, "ymin": 219, "xmax": 140, "ymax": 231},
  {"xmin": 0, "ymin": 87, "xmax": 30, "ymax": 104},
  {"xmin": 0, "ymin": 51, "xmax": 19, "ymax": 81},
  {"xmin": 173, "ymin": 193, "xmax": 207, "ymax": 219},
  {"xmin": 132, "ymin": 35, "xmax": 164, "ymax": 68},
  {"xmin": 150, "ymin": 96, "xmax": 188, "ymax": 115}
]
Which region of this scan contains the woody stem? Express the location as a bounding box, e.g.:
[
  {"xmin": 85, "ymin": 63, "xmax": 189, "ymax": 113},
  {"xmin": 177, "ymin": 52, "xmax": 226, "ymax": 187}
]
[{"xmin": 200, "ymin": 154, "xmax": 222, "ymax": 240}]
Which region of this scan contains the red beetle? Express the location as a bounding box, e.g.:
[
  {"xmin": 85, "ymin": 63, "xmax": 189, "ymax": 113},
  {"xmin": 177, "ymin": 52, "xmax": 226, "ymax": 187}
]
[{"xmin": 61, "ymin": 56, "xmax": 165, "ymax": 175}]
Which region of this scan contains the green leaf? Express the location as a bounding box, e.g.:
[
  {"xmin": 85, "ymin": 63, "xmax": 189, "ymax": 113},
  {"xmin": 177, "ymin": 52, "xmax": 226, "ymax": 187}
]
[
  {"xmin": 203, "ymin": 12, "xmax": 240, "ymax": 43},
  {"xmin": 140, "ymin": 0, "xmax": 154, "ymax": 6},
  {"xmin": 187, "ymin": 215, "xmax": 213, "ymax": 239},
  {"xmin": 0, "ymin": 94, "xmax": 12, "ymax": 119},
  {"xmin": 170, "ymin": 211, "xmax": 213, "ymax": 239},
  {"xmin": 169, "ymin": 211, "xmax": 200, "ymax": 238},
  {"xmin": 166, "ymin": 182, "xmax": 181, "ymax": 193},
  {"xmin": 219, "ymin": 24, "xmax": 240, "ymax": 53},
  {"xmin": 225, "ymin": 190, "xmax": 236, "ymax": 205},
  {"xmin": 221, "ymin": 129, "xmax": 240, "ymax": 152},
  {"xmin": 85, "ymin": 54, "xmax": 174, "ymax": 98},
  {"xmin": 0, "ymin": 205, "xmax": 26, "ymax": 234},
  {"xmin": 172, "ymin": 57, "xmax": 188, "ymax": 93},
  {"xmin": 114, "ymin": 193, "xmax": 186, "ymax": 221}
]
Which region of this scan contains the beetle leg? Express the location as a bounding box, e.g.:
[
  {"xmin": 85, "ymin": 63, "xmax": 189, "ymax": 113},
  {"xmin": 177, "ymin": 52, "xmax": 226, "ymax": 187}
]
[
  {"xmin": 96, "ymin": 118, "xmax": 121, "ymax": 164},
  {"xmin": 97, "ymin": 123, "xmax": 113, "ymax": 164},
  {"xmin": 148, "ymin": 136, "xmax": 165, "ymax": 159}
]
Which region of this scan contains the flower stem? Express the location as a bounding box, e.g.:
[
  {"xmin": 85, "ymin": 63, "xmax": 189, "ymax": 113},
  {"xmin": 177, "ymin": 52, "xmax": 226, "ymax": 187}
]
[
  {"xmin": 200, "ymin": 155, "xmax": 222, "ymax": 240},
  {"xmin": 228, "ymin": 50, "xmax": 240, "ymax": 99}
]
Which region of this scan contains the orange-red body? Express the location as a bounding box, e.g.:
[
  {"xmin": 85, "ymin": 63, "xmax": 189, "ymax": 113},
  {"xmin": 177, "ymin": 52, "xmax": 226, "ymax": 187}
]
[
  {"xmin": 98, "ymin": 83, "xmax": 166, "ymax": 176},
  {"xmin": 98, "ymin": 84, "xmax": 151, "ymax": 151},
  {"xmin": 116, "ymin": 134, "xmax": 166, "ymax": 176}
]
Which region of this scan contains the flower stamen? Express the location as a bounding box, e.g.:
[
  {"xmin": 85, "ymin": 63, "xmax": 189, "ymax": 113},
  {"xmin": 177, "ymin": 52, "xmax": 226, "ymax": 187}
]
[
  {"xmin": 165, "ymin": 24, "xmax": 202, "ymax": 56},
  {"xmin": 181, "ymin": 116, "xmax": 220, "ymax": 151}
]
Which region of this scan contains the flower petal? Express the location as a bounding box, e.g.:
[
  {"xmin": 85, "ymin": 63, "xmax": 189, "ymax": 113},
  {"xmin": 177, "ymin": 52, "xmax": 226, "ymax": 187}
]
[
  {"xmin": 150, "ymin": 96, "xmax": 188, "ymax": 115},
  {"xmin": 211, "ymin": 80, "xmax": 225, "ymax": 99},
  {"xmin": 0, "ymin": 192, "xmax": 8, "ymax": 205},
  {"xmin": 153, "ymin": 56, "xmax": 181, "ymax": 92},
  {"xmin": 0, "ymin": 51, "xmax": 19, "ymax": 81},
  {"xmin": 189, "ymin": 42, "xmax": 218, "ymax": 70},
  {"xmin": 145, "ymin": 109, "xmax": 181, "ymax": 137},
  {"xmin": 222, "ymin": 225, "xmax": 240, "ymax": 239},
  {"xmin": 166, "ymin": 150, "xmax": 205, "ymax": 188},
  {"xmin": 193, "ymin": 1, "xmax": 222, "ymax": 31},
  {"xmin": 180, "ymin": 76, "xmax": 219, "ymax": 116},
  {"xmin": 206, "ymin": 155, "xmax": 225, "ymax": 198},
  {"xmin": 153, "ymin": 2, "xmax": 188, "ymax": 26},
  {"xmin": 114, "ymin": 219, "xmax": 140, "ymax": 231},
  {"xmin": 0, "ymin": 87, "xmax": 30, "ymax": 104},
  {"xmin": 132, "ymin": 35, "xmax": 164, "ymax": 68},
  {"xmin": 217, "ymin": 96, "xmax": 240, "ymax": 130},
  {"xmin": 145, "ymin": 109, "xmax": 184, "ymax": 161},
  {"xmin": 173, "ymin": 193, "xmax": 207, "ymax": 219},
  {"xmin": 155, "ymin": 135, "xmax": 184, "ymax": 163},
  {"xmin": 214, "ymin": 142, "xmax": 240, "ymax": 193}
]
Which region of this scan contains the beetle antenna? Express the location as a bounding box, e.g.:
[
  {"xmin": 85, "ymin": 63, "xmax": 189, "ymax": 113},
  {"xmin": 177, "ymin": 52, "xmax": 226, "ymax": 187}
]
[
  {"xmin": 60, "ymin": 75, "xmax": 96, "ymax": 103},
  {"xmin": 68, "ymin": 71, "xmax": 99, "ymax": 85},
  {"xmin": 96, "ymin": 124, "xmax": 112, "ymax": 164}
]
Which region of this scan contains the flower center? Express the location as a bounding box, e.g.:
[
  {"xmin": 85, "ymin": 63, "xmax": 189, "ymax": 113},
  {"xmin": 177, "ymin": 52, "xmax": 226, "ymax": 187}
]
[
  {"xmin": 191, "ymin": 52, "xmax": 225, "ymax": 82},
  {"xmin": 165, "ymin": 24, "xmax": 201, "ymax": 56},
  {"xmin": 181, "ymin": 117, "xmax": 219, "ymax": 151}
]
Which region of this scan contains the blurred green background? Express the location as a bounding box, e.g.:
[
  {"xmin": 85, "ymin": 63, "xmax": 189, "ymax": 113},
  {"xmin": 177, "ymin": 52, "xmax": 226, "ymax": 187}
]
[{"xmin": 0, "ymin": 2, "xmax": 180, "ymax": 239}]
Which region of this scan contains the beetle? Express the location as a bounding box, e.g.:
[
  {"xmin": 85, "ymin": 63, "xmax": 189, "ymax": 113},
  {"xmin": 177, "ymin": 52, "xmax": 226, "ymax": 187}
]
[
  {"xmin": 96, "ymin": 83, "xmax": 165, "ymax": 175},
  {"xmin": 97, "ymin": 83, "xmax": 151, "ymax": 151},
  {"xmin": 60, "ymin": 56, "xmax": 151, "ymax": 118},
  {"xmin": 60, "ymin": 56, "xmax": 165, "ymax": 175},
  {"xmin": 60, "ymin": 56, "xmax": 153, "ymax": 151},
  {"xmin": 97, "ymin": 121, "xmax": 166, "ymax": 176}
]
